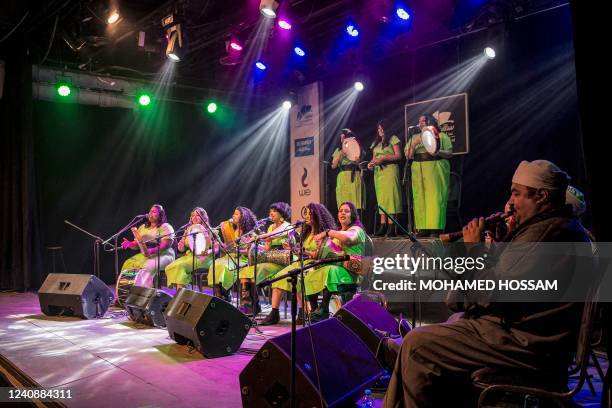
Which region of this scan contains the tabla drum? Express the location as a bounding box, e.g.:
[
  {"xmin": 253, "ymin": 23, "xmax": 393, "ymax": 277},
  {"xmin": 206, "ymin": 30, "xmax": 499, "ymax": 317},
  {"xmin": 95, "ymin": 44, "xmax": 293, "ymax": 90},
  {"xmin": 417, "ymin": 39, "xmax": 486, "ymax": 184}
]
[
  {"xmin": 115, "ymin": 268, "xmax": 138, "ymax": 307},
  {"xmin": 249, "ymin": 247, "xmax": 293, "ymax": 266},
  {"xmin": 421, "ymin": 126, "xmax": 440, "ymax": 155},
  {"xmin": 342, "ymin": 137, "xmax": 361, "ymax": 162}
]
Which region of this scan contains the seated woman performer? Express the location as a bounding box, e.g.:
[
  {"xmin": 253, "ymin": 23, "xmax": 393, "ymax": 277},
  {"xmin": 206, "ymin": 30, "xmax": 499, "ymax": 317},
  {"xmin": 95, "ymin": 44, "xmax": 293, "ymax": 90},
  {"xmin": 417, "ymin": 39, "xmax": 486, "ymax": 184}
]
[
  {"xmin": 164, "ymin": 207, "xmax": 212, "ymax": 291},
  {"xmin": 239, "ymin": 202, "xmax": 293, "ymax": 315},
  {"xmin": 120, "ymin": 204, "xmax": 175, "ymax": 288},
  {"xmin": 207, "ymin": 206, "xmax": 257, "ymax": 301},
  {"xmin": 308, "ymin": 201, "xmax": 365, "ymax": 322},
  {"xmin": 259, "ymin": 202, "xmax": 337, "ymax": 326}
]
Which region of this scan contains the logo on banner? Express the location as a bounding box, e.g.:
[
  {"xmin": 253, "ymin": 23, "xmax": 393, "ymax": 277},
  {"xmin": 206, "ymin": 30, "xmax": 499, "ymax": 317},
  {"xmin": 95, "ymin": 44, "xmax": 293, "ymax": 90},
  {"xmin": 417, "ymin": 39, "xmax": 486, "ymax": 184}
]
[
  {"xmin": 295, "ymin": 137, "xmax": 314, "ymax": 157},
  {"xmin": 433, "ymin": 111, "xmax": 455, "ymax": 135},
  {"xmin": 296, "ymin": 105, "xmax": 313, "ymax": 127},
  {"xmin": 299, "ymin": 168, "xmax": 311, "ymax": 196}
]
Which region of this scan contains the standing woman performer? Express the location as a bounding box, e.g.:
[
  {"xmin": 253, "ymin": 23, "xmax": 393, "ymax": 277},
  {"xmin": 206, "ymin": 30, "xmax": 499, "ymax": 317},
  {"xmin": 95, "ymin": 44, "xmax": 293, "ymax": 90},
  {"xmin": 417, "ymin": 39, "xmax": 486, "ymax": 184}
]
[
  {"xmin": 331, "ymin": 129, "xmax": 364, "ymax": 210},
  {"xmin": 405, "ymin": 114, "xmax": 453, "ymax": 236},
  {"xmin": 259, "ymin": 203, "xmax": 337, "ymax": 326},
  {"xmin": 207, "ymin": 206, "xmax": 257, "ymax": 300},
  {"xmin": 239, "ymin": 202, "xmax": 293, "ymax": 314},
  {"xmin": 121, "ymin": 204, "xmax": 175, "ymax": 288},
  {"xmin": 164, "ymin": 207, "xmax": 212, "ymax": 291},
  {"xmin": 307, "ymin": 201, "xmax": 365, "ymax": 322},
  {"xmin": 368, "ymin": 120, "xmax": 403, "ymax": 237}
]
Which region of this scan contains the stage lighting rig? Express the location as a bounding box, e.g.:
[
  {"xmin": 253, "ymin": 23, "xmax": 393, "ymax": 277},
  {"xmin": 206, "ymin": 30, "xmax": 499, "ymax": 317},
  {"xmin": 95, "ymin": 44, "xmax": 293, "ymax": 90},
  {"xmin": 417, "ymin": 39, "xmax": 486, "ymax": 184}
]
[{"xmin": 162, "ymin": 13, "xmax": 184, "ymax": 61}]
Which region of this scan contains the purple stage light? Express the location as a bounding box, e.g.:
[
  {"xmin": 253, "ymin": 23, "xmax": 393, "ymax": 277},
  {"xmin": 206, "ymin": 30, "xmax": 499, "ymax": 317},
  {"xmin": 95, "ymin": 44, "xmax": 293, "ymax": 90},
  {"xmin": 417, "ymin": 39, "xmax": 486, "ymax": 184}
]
[
  {"xmin": 278, "ymin": 20, "xmax": 292, "ymax": 30},
  {"xmin": 229, "ymin": 41, "xmax": 243, "ymax": 51}
]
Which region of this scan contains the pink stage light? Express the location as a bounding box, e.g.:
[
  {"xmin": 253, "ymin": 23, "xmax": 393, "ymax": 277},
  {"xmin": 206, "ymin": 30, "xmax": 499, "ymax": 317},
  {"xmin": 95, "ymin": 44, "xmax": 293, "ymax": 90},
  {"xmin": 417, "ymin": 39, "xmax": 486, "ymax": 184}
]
[
  {"xmin": 278, "ymin": 20, "xmax": 292, "ymax": 30},
  {"xmin": 229, "ymin": 41, "xmax": 243, "ymax": 51}
]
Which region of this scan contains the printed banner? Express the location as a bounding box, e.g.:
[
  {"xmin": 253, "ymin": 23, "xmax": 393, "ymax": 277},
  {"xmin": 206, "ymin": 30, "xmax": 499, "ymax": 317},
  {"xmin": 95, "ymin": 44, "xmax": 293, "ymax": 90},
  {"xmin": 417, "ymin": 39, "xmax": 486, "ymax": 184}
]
[{"xmin": 290, "ymin": 81, "xmax": 324, "ymax": 222}]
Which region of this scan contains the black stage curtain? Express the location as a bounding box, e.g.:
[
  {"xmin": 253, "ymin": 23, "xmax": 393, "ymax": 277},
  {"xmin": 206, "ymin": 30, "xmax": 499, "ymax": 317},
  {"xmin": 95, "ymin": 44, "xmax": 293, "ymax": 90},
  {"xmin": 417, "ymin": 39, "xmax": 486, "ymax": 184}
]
[{"xmin": 0, "ymin": 47, "xmax": 43, "ymax": 291}]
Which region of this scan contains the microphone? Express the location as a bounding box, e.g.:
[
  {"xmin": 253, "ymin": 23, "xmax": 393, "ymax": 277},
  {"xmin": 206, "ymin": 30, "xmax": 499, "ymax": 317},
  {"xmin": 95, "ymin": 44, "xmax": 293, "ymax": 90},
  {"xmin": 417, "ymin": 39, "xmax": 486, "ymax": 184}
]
[
  {"xmin": 292, "ymin": 219, "xmax": 305, "ymax": 226},
  {"xmin": 136, "ymin": 214, "xmax": 148, "ymax": 219},
  {"xmin": 407, "ymin": 125, "xmax": 419, "ymax": 129}
]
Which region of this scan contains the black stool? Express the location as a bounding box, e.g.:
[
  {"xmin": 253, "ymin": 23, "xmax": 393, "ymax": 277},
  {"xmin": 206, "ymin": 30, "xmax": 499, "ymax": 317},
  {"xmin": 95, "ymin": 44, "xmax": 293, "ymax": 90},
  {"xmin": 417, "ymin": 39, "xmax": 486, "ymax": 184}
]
[{"xmin": 46, "ymin": 246, "xmax": 68, "ymax": 274}]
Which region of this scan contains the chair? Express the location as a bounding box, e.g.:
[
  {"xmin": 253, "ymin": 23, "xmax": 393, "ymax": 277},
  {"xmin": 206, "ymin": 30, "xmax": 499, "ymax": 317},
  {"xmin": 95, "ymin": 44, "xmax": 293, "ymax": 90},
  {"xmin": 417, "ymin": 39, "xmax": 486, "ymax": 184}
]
[
  {"xmin": 473, "ymin": 290, "xmax": 599, "ymax": 407},
  {"xmin": 446, "ymin": 171, "xmax": 463, "ymax": 230}
]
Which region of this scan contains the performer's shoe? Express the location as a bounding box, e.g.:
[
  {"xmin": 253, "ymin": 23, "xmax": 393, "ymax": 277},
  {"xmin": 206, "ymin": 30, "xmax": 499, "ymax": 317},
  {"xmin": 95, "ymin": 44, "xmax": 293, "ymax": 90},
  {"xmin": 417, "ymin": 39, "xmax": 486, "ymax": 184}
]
[
  {"xmin": 259, "ymin": 308, "xmax": 280, "ymax": 325},
  {"xmin": 310, "ymin": 305, "xmax": 330, "ymax": 322}
]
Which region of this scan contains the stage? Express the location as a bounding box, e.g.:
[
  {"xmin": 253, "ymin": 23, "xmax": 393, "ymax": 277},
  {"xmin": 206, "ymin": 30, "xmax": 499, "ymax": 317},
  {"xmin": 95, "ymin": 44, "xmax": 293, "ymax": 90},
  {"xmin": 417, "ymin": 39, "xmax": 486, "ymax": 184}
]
[
  {"xmin": 0, "ymin": 290, "xmax": 299, "ymax": 407},
  {"xmin": 0, "ymin": 288, "xmax": 605, "ymax": 407}
]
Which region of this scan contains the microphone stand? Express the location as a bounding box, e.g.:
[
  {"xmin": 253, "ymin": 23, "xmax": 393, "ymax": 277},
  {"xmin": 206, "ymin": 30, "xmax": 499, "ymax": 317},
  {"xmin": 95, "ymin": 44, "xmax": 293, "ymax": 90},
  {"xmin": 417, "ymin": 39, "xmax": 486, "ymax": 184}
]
[
  {"xmin": 258, "ymin": 255, "xmax": 349, "ymax": 408},
  {"xmin": 64, "ymin": 220, "xmax": 105, "ymax": 278},
  {"xmin": 403, "ymin": 127, "xmax": 417, "ymax": 235},
  {"xmin": 201, "ymin": 219, "xmax": 237, "ymax": 299},
  {"xmin": 378, "ymin": 205, "xmax": 432, "ymax": 328},
  {"xmin": 143, "ymin": 226, "xmax": 186, "ymax": 290},
  {"xmin": 101, "ymin": 215, "xmax": 145, "ymax": 281}
]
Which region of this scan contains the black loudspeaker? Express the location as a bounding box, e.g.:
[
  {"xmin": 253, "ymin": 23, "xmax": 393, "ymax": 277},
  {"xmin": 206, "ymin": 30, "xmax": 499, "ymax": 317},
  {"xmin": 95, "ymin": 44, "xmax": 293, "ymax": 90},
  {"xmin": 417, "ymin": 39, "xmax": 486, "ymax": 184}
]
[
  {"xmin": 239, "ymin": 318, "xmax": 384, "ymax": 407},
  {"xmin": 334, "ymin": 294, "xmax": 410, "ymax": 369},
  {"xmin": 164, "ymin": 289, "xmax": 252, "ymax": 358},
  {"xmin": 38, "ymin": 273, "xmax": 114, "ymax": 319},
  {"xmin": 125, "ymin": 286, "xmax": 173, "ymax": 328}
]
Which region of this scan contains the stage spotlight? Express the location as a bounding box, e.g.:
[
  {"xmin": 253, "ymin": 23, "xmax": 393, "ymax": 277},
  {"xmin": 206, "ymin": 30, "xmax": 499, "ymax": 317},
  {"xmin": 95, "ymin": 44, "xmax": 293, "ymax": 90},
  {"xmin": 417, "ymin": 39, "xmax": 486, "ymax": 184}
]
[
  {"xmin": 354, "ymin": 81, "xmax": 364, "ymax": 92},
  {"xmin": 229, "ymin": 40, "xmax": 243, "ymax": 51},
  {"xmin": 163, "ymin": 14, "xmax": 183, "ymax": 61},
  {"xmin": 396, "ymin": 8, "xmax": 410, "ymax": 20},
  {"xmin": 138, "ymin": 93, "xmax": 151, "ymax": 107},
  {"xmin": 282, "ymin": 100, "xmax": 292, "ymax": 110},
  {"xmin": 346, "ymin": 24, "xmax": 359, "ymax": 37},
  {"xmin": 107, "ymin": 10, "xmax": 120, "ymax": 24},
  {"xmin": 56, "ymin": 82, "xmax": 72, "ymax": 97},
  {"xmin": 207, "ymin": 102, "xmax": 218, "ymax": 113},
  {"xmin": 294, "ymin": 46, "xmax": 305, "ymax": 57},
  {"xmin": 260, "ymin": 0, "xmax": 279, "ymax": 19},
  {"xmin": 278, "ymin": 19, "xmax": 292, "ymax": 30},
  {"xmin": 255, "ymin": 61, "xmax": 267, "ymax": 70},
  {"xmin": 484, "ymin": 47, "xmax": 496, "ymax": 59}
]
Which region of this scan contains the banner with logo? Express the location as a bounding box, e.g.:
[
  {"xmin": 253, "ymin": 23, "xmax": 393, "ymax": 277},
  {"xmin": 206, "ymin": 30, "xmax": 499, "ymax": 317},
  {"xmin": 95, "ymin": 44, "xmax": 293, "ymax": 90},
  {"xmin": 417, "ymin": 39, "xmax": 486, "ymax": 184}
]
[
  {"xmin": 404, "ymin": 93, "xmax": 469, "ymax": 155},
  {"xmin": 290, "ymin": 81, "xmax": 323, "ymax": 222}
]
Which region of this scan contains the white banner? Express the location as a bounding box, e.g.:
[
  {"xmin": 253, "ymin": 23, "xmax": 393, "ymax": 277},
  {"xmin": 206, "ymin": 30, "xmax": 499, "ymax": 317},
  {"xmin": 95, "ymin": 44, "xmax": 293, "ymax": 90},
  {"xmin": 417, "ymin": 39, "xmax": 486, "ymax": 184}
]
[{"xmin": 290, "ymin": 81, "xmax": 324, "ymax": 222}]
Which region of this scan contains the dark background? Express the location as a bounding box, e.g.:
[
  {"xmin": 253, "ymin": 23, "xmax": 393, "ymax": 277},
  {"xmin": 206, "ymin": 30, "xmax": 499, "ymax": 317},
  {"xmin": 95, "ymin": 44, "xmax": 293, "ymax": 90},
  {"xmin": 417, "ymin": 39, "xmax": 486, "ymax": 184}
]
[{"xmin": 2, "ymin": 1, "xmax": 605, "ymax": 290}]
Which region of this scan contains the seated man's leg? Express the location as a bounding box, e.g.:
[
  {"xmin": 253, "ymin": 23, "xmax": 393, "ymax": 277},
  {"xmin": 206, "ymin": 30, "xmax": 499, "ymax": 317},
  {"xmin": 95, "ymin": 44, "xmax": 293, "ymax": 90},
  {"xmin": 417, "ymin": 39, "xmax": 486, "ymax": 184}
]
[{"xmin": 383, "ymin": 318, "xmax": 540, "ymax": 408}]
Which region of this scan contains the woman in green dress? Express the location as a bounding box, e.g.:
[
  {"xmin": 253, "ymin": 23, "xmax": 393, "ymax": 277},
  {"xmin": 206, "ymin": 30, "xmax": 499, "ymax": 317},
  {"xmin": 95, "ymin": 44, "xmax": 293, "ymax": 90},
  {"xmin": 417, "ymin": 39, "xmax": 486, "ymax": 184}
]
[
  {"xmin": 331, "ymin": 129, "xmax": 364, "ymax": 210},
  {"xmin": 259, "ymin": 203, "xmax": 337, "ymax": 325},
  {"xmin": 238, "ymin": 202, "xmax": 293, "ymax": 315},
  {"xmin": 207, "ymin": 206, "xmax": 257, "ymax": 300},
  {"xmin": 120, "ymin": 204, "xmax": 175, "ymax": 288},
  {"xmin": 164, "ymin": 207, "xmax": 212, "ymax": 291},
  {"xmin": 368, "ymin": 120, "xmax": 403, "ymax": 237},
  {"xmin": 405, "ymin": 114, "xmax": 453, "ymax": 236},
  {"xmin": 307, "ymin": 201, "xmax": 365, "ymax": 322}
]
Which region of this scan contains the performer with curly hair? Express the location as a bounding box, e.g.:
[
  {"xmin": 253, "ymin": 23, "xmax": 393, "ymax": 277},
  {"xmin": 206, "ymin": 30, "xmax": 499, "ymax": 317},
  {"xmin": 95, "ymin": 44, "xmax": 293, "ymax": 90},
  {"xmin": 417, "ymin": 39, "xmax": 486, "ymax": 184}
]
[
  {"xmin": 207, "ymin": 206, "xmax": 257, "ymax": 301},
  {"xmin": 120, "ymin": 204, "xmax": 175, "ymax": 288},
  {"xmin": 238, "ymin": 202, "xmax": 294, "ymax": 314},
  {"xmin": 259, "ymin": 202, "xmax": 337, "ymax": 325},
  {"xmin": 164, "ymin": 207, "xmax": 212, "ymax": 291},
  {"xmin": 308, "ymin": 201, "xmax": 365, "ymax": 322}
]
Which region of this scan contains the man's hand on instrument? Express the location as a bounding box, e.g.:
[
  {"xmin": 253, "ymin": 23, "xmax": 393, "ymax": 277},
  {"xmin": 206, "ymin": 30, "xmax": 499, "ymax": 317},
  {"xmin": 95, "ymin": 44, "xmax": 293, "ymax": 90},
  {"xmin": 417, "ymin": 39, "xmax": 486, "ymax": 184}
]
[{"xmin": 463, "ymin": 218, "xmax": 485, "ymax": 243}]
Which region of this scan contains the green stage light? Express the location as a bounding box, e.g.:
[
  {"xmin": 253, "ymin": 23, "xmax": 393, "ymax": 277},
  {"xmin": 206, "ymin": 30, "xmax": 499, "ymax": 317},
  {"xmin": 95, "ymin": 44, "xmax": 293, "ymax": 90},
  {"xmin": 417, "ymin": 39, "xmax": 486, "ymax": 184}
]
[
  {"xmin": 138, "ymin": 94, "xmax": 151, "ymax": 106},
  {"xmin": 207, "ymin": 102, "xmax": 218, "ymax": 113},
  {"xmin": 57, "ymin": 84, "xmax": 71, "ymax": 97}
]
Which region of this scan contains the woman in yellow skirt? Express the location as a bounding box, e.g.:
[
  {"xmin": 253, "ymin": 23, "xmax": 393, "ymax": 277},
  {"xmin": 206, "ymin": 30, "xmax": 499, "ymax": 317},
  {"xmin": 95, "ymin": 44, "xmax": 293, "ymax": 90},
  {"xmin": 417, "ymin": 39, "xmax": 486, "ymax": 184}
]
[{"xmin": 164, "ymin": 207, "xmax": 212, "ymax": 291}]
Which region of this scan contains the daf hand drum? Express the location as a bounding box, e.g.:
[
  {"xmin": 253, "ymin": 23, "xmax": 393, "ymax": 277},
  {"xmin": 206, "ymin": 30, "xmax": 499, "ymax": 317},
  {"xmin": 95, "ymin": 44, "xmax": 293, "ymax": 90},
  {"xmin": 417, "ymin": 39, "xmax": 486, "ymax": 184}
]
[
  {"xmin": 421, "ymin": 126, "xmax": 440, "ymax": 155},
  {"xmin": 342, "ymin": 137, "xmax": 361, "ymax": 162}
]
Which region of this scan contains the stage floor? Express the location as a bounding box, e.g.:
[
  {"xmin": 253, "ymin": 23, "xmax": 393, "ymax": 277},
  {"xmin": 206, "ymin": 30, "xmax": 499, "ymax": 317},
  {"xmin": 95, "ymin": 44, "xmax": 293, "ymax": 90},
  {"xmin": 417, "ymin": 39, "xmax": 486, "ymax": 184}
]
[{"xmin": 0, "ymin": 290, "xmax": 294, "ymax": 407}]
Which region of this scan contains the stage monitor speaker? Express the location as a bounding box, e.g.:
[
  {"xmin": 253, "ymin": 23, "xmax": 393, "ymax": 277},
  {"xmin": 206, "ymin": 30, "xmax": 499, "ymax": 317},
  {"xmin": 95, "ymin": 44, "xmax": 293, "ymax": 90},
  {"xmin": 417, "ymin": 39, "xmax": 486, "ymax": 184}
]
[
  {"xmin": 164, "ymin": 289, "xmax": 252, "ymax": 358},
  {"xmin": 125, "ymin": 286, "xmax": 173, "ymax": 328},
  {"xmin": 38, "ymin": 273, "xmax": 114, "ymax": 319},
  {"xmin": 239, "ymin": 318, "xmax": 384, "ymax": 407},
  {"xmin": 334, "ymin": 294, "xmax": 410, "ymax": 369}
]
